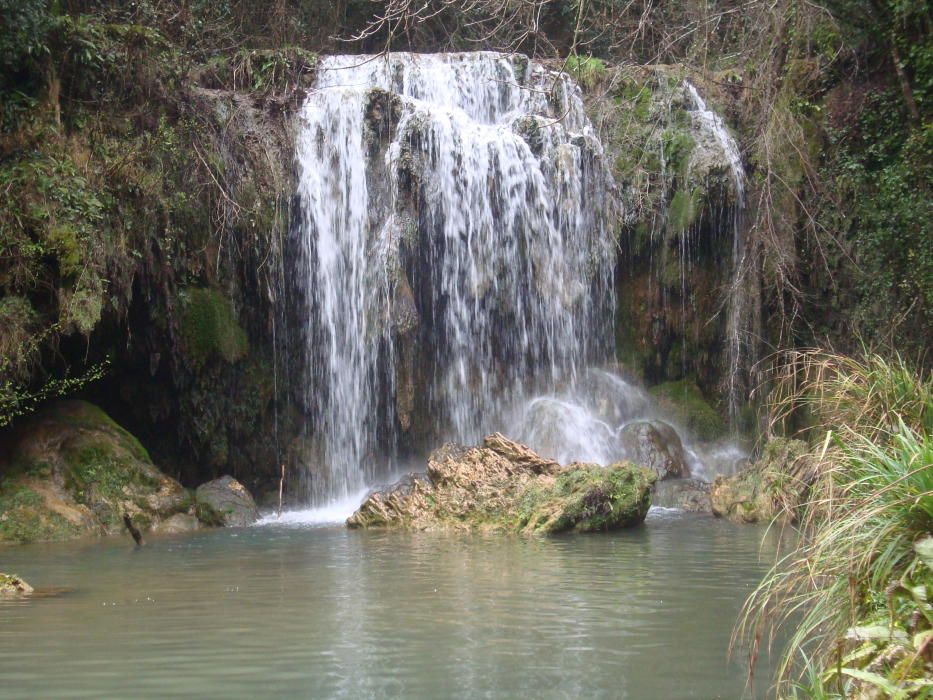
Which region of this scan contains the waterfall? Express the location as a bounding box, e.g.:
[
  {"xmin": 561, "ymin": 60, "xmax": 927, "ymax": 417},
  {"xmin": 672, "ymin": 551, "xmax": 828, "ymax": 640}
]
[
  {"xmin": 292, "ymin": 53, "xmax": 615, "ymax": 505},
  {"xmin": 683, "ymin": 81, "xmax": 749, "ymax": 420}
]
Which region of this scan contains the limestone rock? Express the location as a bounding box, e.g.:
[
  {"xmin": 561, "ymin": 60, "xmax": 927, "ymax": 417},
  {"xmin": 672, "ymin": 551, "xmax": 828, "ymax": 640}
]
[
  {"xmin": 0, "ymin": 573, "xmax": 33, "ymax": 596},
  {"xmin": 195, "ymin": 475, "xmax": 260, "ymax": 527},
  {"xmin": 711, "ymin": 438, "xmax": 813, "ymax": 524},
  {"xmin": 620, "ymin": 420, "xmax": 689, "ymax": 480},
  {"xmin": 482, "ymin": 432, "xmax": 561, "ymax": 475},
  {"xmin": 0, "ymin": 401, "xmax": 188, "ymax": 544},
  {"xmin": 348, "ymin": 434, "xmax": 655, "ymax": 533}
]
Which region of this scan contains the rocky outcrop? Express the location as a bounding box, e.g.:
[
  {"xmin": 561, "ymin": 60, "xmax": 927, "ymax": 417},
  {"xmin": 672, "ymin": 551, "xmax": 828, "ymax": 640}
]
[
  {"xmin": 0, "ymin": 573, "xmax": 33, "ymax": 596},
  {"xmin": 653, "ymin": 478, "xmax": 712, "ymax": 512},
  {"xmin": 620, "ymin": 420, "xmax": 689, "ymax": 480},
  {"xmin": 195, "ymin": 476, "xmax": 260, "ymax": 527},
  {"xmin": 711, "ymin": 438, "xmax": 814, "ymax": 523},
  {"xmin": 347, "ymin": 433, "xmax": 655, "ymax": 533},
  {"xmin": 0, "ymin": 401, "xmax": 190, "ymax": 543}
]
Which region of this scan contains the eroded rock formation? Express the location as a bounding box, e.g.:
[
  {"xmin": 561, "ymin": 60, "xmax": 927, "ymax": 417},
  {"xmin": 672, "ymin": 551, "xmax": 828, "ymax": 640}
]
[{"xmin": 347, "ymin": 433, "xmax": 655, "ymax": 533}]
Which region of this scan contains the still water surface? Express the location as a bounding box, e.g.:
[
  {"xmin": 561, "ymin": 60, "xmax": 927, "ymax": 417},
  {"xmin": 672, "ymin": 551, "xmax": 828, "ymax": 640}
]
[{"xmin": 1, "ymin": 510, "xmax": 780, "ymax": 699}]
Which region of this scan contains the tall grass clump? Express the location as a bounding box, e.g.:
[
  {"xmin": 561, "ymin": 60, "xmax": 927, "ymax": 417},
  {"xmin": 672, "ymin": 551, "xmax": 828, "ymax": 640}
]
[{"xmin": 737, "ymin": 350, "xmax": 932, "ymax": 698}]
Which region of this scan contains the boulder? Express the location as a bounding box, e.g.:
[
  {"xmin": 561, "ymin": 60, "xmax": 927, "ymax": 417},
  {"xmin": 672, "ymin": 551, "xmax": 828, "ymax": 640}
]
[
  {"xmin": 653, "ymin": 478, "xmax": 711, "ymax": 512},
  {"xmin": 0, "ymin": 573, "xmax": 33, "ymax": 596},
  {"xmin": 195, "ymin": 476, "xmax": 259, "ymax": 527},
  {"xmin": 153, "ymin": 512, "xmax": 200, "ymax": 534},
  {"xmin": 620, "ymin": 420, "xmax": 689, "ymax": 480},
  {"xmin": 348, "ymin": 433, "xmax": 655, "ymax": 533},
  {"xmin": 711, "ymin": 438, "xmax": 813, "ymax": 523},
  {"xmin": 0, "ymin": 401, "xmax": 188, "ymax": 544}
]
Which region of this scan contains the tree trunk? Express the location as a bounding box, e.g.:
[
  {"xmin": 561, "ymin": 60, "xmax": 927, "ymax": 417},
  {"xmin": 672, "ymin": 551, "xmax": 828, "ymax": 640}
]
[{"xmin": 891, "ymin": 40, "xmax": 921, "ymax": 125}]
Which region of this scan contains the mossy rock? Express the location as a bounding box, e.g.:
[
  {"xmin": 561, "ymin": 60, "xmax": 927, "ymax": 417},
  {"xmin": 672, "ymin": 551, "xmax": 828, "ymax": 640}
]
[
  {"xmin": 178, "ymin": 287, "xmax": 249, "ymax": 367},
  {"xmin": 516, "ymin": 463, "xmax": 654, "ymax": 533},
  {"xmin": 0, "ymin": 482, "xmax": 82, "ymax": 543},
  {"xmin": 195, "ymin": 476, "xmax": 259, "ymax": 527},
  {"xmin": 348, "ymin": 433, "xmax": 655, "ymax": 533},
  {"xmin": 710, "ymin": 438, "xmax": 812, "ymax": 524},
  {"xmin": 648, "ymin": 380, "xmax": 727, "ymax": 441},
  {"xmin": 0, "ymin": 400, "xmax": 187, "ymax": 543}
]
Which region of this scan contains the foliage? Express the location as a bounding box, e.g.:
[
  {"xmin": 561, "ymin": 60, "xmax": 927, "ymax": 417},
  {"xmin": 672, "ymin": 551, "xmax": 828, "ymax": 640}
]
[
  {"xmin": 0, "ymin": 317, "xmax": 109, "ymax": 428},
  {"xmin": 767, "ymin": 349, "xmax": 932, "ymax": 439},
  {"xmin": 213, "ymin": 47, "xmax": 316, "ymax": 93},
  {"xmin": 738, "ymin": 350, "xmax": 933, "ymax": 696},
  {"xmin": 810, "ymin": 99, "xmax": 932, "ymax": 353},
  {"xmin": 565, "ymin": 55, "xmax": 606, "ymax": 90},
  {"xmin": 0, "ymin": 0, "xmax": 50, "ymax": 68}
]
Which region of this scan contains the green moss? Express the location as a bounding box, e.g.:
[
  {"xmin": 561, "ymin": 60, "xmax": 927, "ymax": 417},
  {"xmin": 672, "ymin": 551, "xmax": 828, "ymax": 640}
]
[
  {"xmin": 48, "ymin": 401, "xmax": 150, "ymax": 462},
  {"xmin": 516, "ymin": 464, "xmax": 655, "ymax": 533},
  {"xmin": 649, "ymin": 380, "xmax": 727, "ymax": 441},
  {"xmin": 178, "ymin": 287, "xmax": 249, "ymax": 367},
  {"xmin": 64, "ymin": 444, "xmax": 132, "ymax": 501},
  {"xmin": 0, "ymin": 480, "xmax": 79, "ymax": 543},
  {"xmin": 619, "ymin": 78, "xmax": 652, "ymax": 111},
  {"xmin": 63, "ymin": 283, "xmax": 104, "ymax": 335},
  {"xmin": 195, "ymin": 500, "xmax": 226, "ymax": 527},
  {"xmin": 566, "ymin": 55, "xmax": 607, "ymax": 90},
  {"xmin": 662, "ymin": 129, "xmax": 696, "ymax": 178},
  {"xmin": 667, "ymin": 187, "xmax": 703, "ymax": 233}
]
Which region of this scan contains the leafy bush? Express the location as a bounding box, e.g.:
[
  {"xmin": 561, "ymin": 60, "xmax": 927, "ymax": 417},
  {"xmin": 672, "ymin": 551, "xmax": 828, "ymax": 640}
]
[{"xmin": 0, "ymin": 0, "xmax": 50, "ymax": 70}]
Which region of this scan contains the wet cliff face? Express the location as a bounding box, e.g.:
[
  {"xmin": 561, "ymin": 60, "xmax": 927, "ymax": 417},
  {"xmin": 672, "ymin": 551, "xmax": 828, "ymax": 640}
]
[
  {"xmin": 584, "ymin": 65, "xmax": 748, "ymax": 415},
  {"xmin": 87, "ymin": 85, "xmax": 302, "ymax": 494}
]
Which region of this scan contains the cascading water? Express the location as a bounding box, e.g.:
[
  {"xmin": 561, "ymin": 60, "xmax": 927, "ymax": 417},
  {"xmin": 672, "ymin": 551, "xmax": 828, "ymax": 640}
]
[
  {"xmin": 292, "ymin": 53, "xmax": 615, "ymax": 505},
  {"xmin": 502, "ymin": 82, "xmax": 752, "ymax": 483},
  {"xmin": 683, "ymin": 82, "xmax": 750, "ymax": 420}
]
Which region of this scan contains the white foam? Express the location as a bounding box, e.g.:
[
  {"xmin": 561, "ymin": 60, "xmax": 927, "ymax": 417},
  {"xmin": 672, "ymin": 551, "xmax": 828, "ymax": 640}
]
[{"xmin": 255, "ymin": 488, "xmax": 371, "ymax": 526}]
